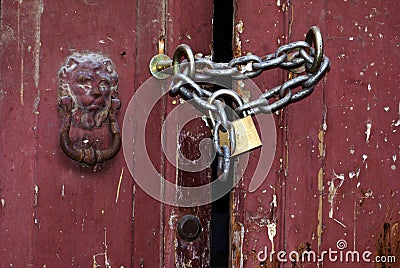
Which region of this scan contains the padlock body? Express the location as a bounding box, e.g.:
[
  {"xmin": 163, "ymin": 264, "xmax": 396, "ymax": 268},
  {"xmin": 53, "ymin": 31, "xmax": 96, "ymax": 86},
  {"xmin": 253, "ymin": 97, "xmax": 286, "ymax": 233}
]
[{"xmin": 219, "ymin": 115, "xmax": 262, "ymax": 156}]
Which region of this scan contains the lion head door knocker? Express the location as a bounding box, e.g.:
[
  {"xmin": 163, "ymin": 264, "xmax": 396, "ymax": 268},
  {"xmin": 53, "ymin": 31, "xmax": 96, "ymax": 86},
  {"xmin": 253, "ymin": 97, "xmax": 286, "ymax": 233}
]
[{"xmin": 58, "ymin": 53, "xmax": 121, "ymax": 165}]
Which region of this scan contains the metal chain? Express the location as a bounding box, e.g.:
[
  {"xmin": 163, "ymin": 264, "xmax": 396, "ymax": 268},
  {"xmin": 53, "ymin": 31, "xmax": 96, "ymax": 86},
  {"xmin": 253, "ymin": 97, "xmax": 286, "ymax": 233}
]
[{"xmin": 157, "ymin": 26, "xmax": 331, "ymax": 181}]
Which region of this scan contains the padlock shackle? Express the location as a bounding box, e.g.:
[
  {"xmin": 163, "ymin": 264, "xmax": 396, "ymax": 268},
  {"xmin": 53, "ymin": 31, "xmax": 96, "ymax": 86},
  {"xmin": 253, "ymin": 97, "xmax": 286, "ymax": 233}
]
[{"xmin": 207, "ymin": 89, "xmax": 247, "ymax": 128}]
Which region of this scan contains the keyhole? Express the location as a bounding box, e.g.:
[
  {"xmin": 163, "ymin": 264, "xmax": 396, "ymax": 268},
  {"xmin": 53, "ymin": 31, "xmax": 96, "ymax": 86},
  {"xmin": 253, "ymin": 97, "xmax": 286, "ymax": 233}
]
[{"xmin": 177, "ymin": 215, "xmax": 202, "ymax": 242}]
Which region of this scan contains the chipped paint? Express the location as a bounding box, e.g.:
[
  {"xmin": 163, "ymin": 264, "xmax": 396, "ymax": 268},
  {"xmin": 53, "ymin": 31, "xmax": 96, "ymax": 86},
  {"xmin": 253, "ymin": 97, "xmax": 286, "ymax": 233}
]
[
  {"xmin": 34, "ymin": 184, "xmax": 39, "ymax": 207},
  {"xmin": 233, "ymin": 20, "xmax": 244, "ymax": 58},
  {"xmin": 349, "ymin": 168, "xmax": 360, "ymax": 179},
  {"xmin": 349, "ymin": 145, "xmax": 355, "ymax": 155},
  {"xmin": 267, "ymin": 222, "xmax": 276, "ymax": 253},
  {"xmin": 32, "ymin": 89, "xmax": 40, "ymax": 114},
  {"xmin": 1, "ymin": 198, "xmax": 5, "ymax": 208},
  {"xmin": 20, "ymin": 55, "xmax": 24, "ymax": 105},
  {"xmin": 328, "ymin": 171, "xmax": 345, "ymax": 219},
  {"xmin": 318, "ymin": 112, "xmax": 327, "ymax": 158},
  {"xmin": 115, "ymin": 168, "xmax": 124, "ymax": 203},
  {"xmin": 0, "ymin": 90, "xmax": 4, "ymax": 113},
  {"xmin": 93, "ymin": 228, "xmax": 111, "ymax": 268},
  {"xmin": 61, "ymin": 184, "xmax": 65, "ymax": 198},
  {"xmin": 318, "ymin": 130, "xmax": 325, "ymax": 157},
  {"xmin": 270, "ymin": 193, "xmax": 277, "ymax": 208},
  {"xmin": 34, "ymin": 0, "xmax": 43, "ymax": 89},
  {"xmin": 333, "ymin": 218, "xmax": 346, "ymax": 228},
  {"xmin": 394, "ymin": 102, "xmax": 400, "ymax": 127},
  {"xmin": 362, "ymin": 189, "xmax": 373, "ymax": 199},
  {"xmin": 17, "ymin": 1, "xmax": 24, "ymax": 105},
  {"xmin": 200, "ymin": 115, "xmax": 210, "ymax": 128},
  {"xmin": 365, "ymin": 121, "xmax": 372, "ymax": 143},
  {"xmin": 168, "ymin": 209, "xmax": 178, "ymax": 230},
  {"xmin": 317, "ymin": 168, "xmax": 324, "ymax": 252},
  {"xmin": 231, "ymin": 221, "xmax": 244, "ymax": 268}
]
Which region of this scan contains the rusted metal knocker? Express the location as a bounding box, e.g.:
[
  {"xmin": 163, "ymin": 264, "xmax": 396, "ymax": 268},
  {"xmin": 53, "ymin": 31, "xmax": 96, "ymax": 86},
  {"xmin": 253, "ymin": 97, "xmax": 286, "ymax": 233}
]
[{"xmin": 58, "ymin": 53, "xmax": 122, "ymax": 165}]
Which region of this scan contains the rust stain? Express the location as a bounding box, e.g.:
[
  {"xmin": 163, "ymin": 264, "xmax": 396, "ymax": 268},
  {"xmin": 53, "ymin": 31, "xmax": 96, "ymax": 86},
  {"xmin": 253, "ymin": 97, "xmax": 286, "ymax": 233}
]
[
  {"xmin": 259, "ymin": 252, "xmax": 279, "ymax": 267},
  {"xmin": 231, "ymin": 221, "xmax": 244, "ymax": 268},
  {"xmin": 318, "ymin": 130, "xmax": 325, "ymax": 158},
  {"xmin": 230, "ymin": 190, "xmax": 243, "ymax": 268},
  {"xmin": 291, "ymin": 242, "xmax": 312, "ymax": 268},
  {"xmin": 376, "ymin": 222, "xmax": 399, "ymax": 268},
  {"xmin": 233, "ymin": 20, "xmax": 244, "ymax": 59},
  {"xmin": 288, "ymin": 3, "xmax": 294, "ymax": 39},
  {"xmin": 232, "ymin": 20, "xmax": 251, "ymax": 102}
]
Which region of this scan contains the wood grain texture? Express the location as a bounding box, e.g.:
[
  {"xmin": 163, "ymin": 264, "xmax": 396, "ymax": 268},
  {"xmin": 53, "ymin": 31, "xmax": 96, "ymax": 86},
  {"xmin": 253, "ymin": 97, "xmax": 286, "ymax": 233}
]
[
  {"xmin": 233, "ymin": 1, "xmax": 287, "ymax": 266},
  {"xmin": 0, "ymin": 0, "xmax": 214, "ymax": 266},
  {"xmin": 234, "ymin": 0, "xmax": 399, "ymax": 267},
  {"xmin": 0, "ymin": 1, "xmax": 40, "ymax": 266},
  {"xmin": 163, "ymin": 1, "xmax": 214, "ymax": 267},
  {"xmin": 35, "ymin": 1, "xmax": 136, "ymax": 267}
]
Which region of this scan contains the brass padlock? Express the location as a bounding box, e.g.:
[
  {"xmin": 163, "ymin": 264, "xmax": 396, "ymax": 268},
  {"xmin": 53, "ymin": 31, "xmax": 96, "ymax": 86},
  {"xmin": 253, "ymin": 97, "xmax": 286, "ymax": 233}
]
[
  {"xmin": 219, "ymin": 115, "xmax": 262, "ymax": 156},
  {"xmin": 207, "ymin": 89, "xmax": 262, "ymax": 156}
]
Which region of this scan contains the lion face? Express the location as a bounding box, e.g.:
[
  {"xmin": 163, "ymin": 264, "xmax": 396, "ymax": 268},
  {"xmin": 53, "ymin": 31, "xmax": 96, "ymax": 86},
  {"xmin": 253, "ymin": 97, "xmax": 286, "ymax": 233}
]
[{"xmin": 58, "ymin": 53, "xmax": 118, "ymax": 129}]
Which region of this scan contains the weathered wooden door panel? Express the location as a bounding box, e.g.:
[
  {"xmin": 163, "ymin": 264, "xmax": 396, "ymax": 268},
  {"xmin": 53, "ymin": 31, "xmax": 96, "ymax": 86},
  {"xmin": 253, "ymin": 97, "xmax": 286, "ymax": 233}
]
[
  {"xmin": 234, "ymin": 0, "xmax": 399, "ymax": 267},
  {"xmin": 133, "ymin": 0, "xmax": 214, "ymax": 267},
  {"xmin": 1, "ymin": 0, "xmax": 215, "ymax": 266},
  {"xmin": 1, "ymin": 1, "xmax": 137, "ymax": 267},
  {"xmin": 1, "ymin": 0, "xmax": 399, "ymax": 267},
  {"xmin": 0, "ymin": 1, "xmax": 40, "ymax": 266},
  {"xmin": 322, "ymin": 1, "xmax": 399, "ymax": 267},
  {"xmin": 231, "ymin": 0, "xmax": 288, "ymax": 266},
  {"xmin": 131, "ymin": 1, "xmax": 165, "ymax": 266},
  {"xmin": 164, "ymin": 2, "xmax": 214, "ymax": 266}
]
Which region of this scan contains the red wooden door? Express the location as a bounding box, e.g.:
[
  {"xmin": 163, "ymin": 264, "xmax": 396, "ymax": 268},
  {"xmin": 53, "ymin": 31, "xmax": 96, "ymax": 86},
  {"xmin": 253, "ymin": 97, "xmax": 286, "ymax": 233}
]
[
  {"xmin": 233, "ymin": 1, "xmax": 399, "ymax": 267},
  {"xmin": 0, "ymin": 0, "xmax": 398, "ymax": 268},
  {"xmin": 0, "ymin": 0, "xmax": 213, "ymax": 267}
]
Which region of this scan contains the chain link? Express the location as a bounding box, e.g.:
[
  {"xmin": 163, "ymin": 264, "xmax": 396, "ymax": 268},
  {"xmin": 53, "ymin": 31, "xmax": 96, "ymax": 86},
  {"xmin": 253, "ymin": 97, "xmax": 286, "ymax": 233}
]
[{"xmin": 163, "ymin": 26, "xmax": 331, "ymax": 181}]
